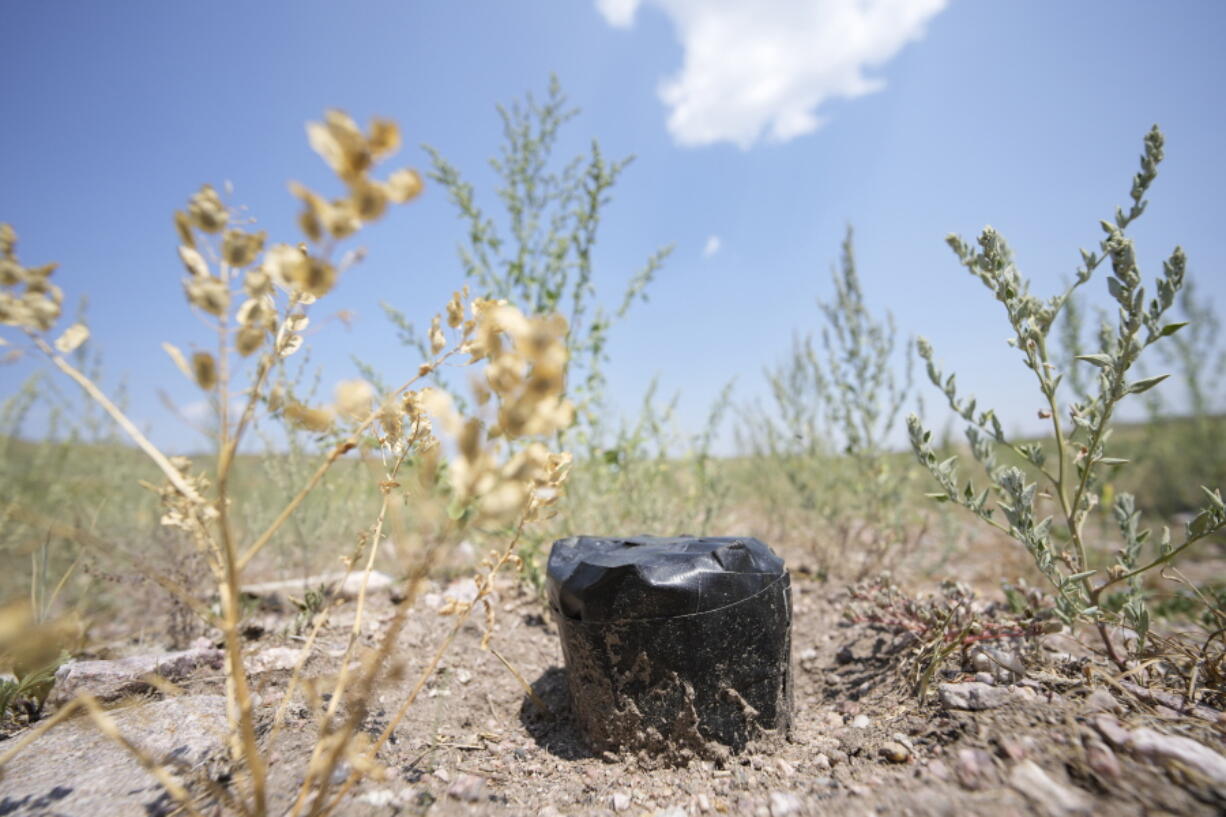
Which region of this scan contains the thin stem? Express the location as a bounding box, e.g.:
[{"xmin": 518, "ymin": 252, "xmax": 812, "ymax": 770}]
[
  {"xmin": 26, "ymin": 332, "xmax": 203, "ymax": 503},
  {"xmin": 237, "ymin": 348, "xmax": 460, "ymax": 571}
]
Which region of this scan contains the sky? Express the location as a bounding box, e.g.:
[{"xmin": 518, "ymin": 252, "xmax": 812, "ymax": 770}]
[{"xmin": 2, "ymin": 0, "xmax": 1225, "ymax": 454}]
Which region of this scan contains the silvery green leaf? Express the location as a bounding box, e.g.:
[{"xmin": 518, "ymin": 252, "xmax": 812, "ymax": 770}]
[
  {"xmin": 1201, "ymin": 486, "xmax": 1225, "ymax": 512},
  {"xmin": 1125, "ymin": 374, "xmax": 1169, "ymax": 395},
  {"xmin": 1075, "ymin": 353, "xmax": 1112, "ymax": 368},
  {"xmin": 1188, "ymin": 511, "xmax": 1213, "ymax": 538},
  {"xmin": 1067, "ymin": 570, "xmax": 1098, "ymax": 582},
  {"xmin": 925, "ymin": 493, "xmax": 950, "ymax": 503},
  {"xmin": 1157, "ymin": 321, "xmax": 1187, "ymax": 338},
  {"xmin": 1097, "ymin": 457, "xmax": 1128, "ymax": 465}
]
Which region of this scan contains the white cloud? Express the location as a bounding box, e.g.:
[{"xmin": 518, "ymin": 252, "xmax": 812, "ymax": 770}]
[
  {"xmin": 595, "ymin": 0, "xmax": 948, "ymax": 149},
  {"xmin": 702, "ymin": 235, "xmax": 722, "ymax": 258}
]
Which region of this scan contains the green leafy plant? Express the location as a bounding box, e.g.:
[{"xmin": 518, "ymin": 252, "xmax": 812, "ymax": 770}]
[
  {"xmin": 403, "ymin": 75, "xmax": 671, "ymax": 435},
  {"xmin": 908, "ymin": 126, "xmax": 1226, "ymax": 668}
]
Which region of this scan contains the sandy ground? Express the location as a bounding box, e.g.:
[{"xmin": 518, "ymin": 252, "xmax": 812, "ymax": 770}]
[{"xmin": 3, "ymin": 548, "xmax": 1225, "ymax": 817}]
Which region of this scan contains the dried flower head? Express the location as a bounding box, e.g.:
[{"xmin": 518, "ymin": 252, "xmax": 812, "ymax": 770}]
[
  {"xmin": 222, "ymin": 229, "xmax": 266, "ymax": 268},
  {"xmin": 187, "ymin": 184, "xmax": 227, "ymax": 233},
  {"xmin": 191, "ymin": 351, "xmax": 217, "ymax": 391},
  {"xmin": 184, "ymin": 275, "xmax": 229, "ymax": 317}
]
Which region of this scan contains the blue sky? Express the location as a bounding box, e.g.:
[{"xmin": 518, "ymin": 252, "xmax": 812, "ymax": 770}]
[{"xmin": 2, "ymin": 0, "xmax": 1224, "ymax": 453}]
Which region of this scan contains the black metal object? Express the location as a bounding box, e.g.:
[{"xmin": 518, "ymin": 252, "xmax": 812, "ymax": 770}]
[{"xmin": 546, "ymin": 535, "xmax": 792, "ymax": 761}]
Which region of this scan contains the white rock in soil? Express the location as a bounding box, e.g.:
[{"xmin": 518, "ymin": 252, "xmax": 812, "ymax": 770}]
[
  {"xmin": 245, "ymin": 645, "xmax": 303, "ymax": 674},
  {"xmin": 938, "ymin": 681, "xmax": 1010, "ymax": 710},
  {"xmin": 52, "ymin": 647, "xmax": 224, "ymax": 704},
  {"xmin": 446, "ymin": 772, "xmax": 486, "ymax": 802},
  {"xmin": 1009, "ymin": 759, "xmax": 1092, "ymax": 816},
  {"xmin": 1080, "ymin": 689, "xmax": 1119, "ymax": 715},
  {"xmin": 769, "ymin": 791, "xmax": 803, "ymax": 817},
  {"xmin": 955, "ymin": 747, "xmax": 995, "ymax": 789},
  {"xmin": 612, "ymin": 791, "xmax": 632, "ymax": 811},
  {"xmin": 850, "ymin": 713, "xmax": 870, "ymax": 728},
  {"xmin": 1126, "ymin": 727, "xmax": 1226, "ymax": 786},
  {"xmin": 1084, "ymin": 738, "xmax": 1120, "ymax": 780},
  {"xmin": 0, "ymin": 695, "xmax": 228, "ymax": 816}
]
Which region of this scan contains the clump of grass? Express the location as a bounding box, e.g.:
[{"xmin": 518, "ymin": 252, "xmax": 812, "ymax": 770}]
[
  {"xmin": 0, "ymin": 110, "xmax": 575, "ymax": 815},
  {"xmin": 907, "ymin": 125, "xmax": 1226, "ymax": 674}
]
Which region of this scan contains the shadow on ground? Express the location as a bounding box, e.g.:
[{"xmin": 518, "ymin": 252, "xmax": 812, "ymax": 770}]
[{"xmin": 518, "ymin": 665, "xmax": 595, "ymax": 761}]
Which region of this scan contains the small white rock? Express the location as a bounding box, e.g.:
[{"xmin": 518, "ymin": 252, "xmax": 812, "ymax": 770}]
[
  {"xmin": 769, "ymin": 791, "xmax": 802, "ymax": 817},
  {"xmin": 938, "ymin": 681, "xmax": 1009, "ymax": 710},
  {"xmin": 850, "ymin": 714, "xmax": 870, "ymax": 729},
  {"xmin": 612, "ymin": 791, "xmax": 632, "ymax": 812},
  {"xmin": 1127, "ymin": 727, "xmax": 1226, "ymax": 786},
  {"xmin": 1009, "ymin": 760, "xmax": 1091, "ymax": 816}
]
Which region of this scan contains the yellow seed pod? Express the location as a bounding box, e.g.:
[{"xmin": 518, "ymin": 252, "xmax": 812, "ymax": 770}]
[
  {"xmin": 429, "ymin": 314, "xmax": 445, "ymax": 355},
  {"xmin": 0, "ymin": 258, "xmax": 24, "ymax": 286},
  {"xmin": 324, "ymin": 198, "xmax": 360, "ymax": 239},
  {"xmin": 235, "ymin": 326, "xmax": 264, "ymax": 357},
  {"xmin": 386, "ymin": 168, "xmax": 423, "ymax": 203},
  {"xmin": 178, "ymin": 245, "xmax": 209, "ymax": 279},
  {"xmin": 446, "ymin": 290, "xmax": 464, "ymax": 329},
  {"xmin": 244, "ymin": 268, "xmax": 272, "ymax": 298},
  {"xmin": 284, "ymin": 402, "xmax": 334, "ymax": 432},
  {"xmin": 184, "ymin": 276, "xmax": 229, "ymax": 317},
  {"xmin": 286, "ymin": 256, "xmax": 337, "ymax": 298},
  {"xmin": 187, "ymin": 184, "xmax": 227, "ymax": 233},
  {"xmin": 173, "ymin": 210, "xmax": 195, "ymax": 249},
  {"xmin": 191, "ymin": 351, "xmax": 217, "ymax": 391},
  {"xmin": 222, "ymin": 229, "xmax": 266, "ymax": 268},
  {"xmin": 368, "ymin": 118, "xmax": 401, "ymax": 159},
  {"xmin": 350, "ymin": 177, "xmax": 389, "ymax": 222}
]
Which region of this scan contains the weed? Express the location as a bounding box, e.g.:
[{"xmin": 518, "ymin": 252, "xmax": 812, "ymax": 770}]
[
  {"xmin": 0, "ymin": 109, "xmax": 574, "ymax": 816},
  {"xmin": 907, "ymin": 125, "xmax": 1226, "ymax": 671}
]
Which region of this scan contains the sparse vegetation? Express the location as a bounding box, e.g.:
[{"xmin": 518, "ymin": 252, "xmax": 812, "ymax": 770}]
[{"xmin": 2, "ymin": 92, "xmax": 1225, "ymax": 817}]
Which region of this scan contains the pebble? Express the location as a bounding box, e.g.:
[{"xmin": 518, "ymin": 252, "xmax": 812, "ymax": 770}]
[
  {"xmin": 455, "ymin": 668, "xmax": 473, "ymax": 685},
  {"xmin": 955, "ymin": 747, "xmax": 994, "ymax": 789},
  {"xmin": 999, "ymin": 737, "xmax": 1029, "ymax": 761},
  {"xmin": 1092, "ymin": 715, "xmax": 1131, "ymax": 748},
  {"xmin": 974, "ymin": 672, "xmax": 996, "ymax": 685},
  {"xmin": 446, "ymin": 773, "xmax": 485, "ymax": 802},
  {"xmin": 769, "ymin": 791, "xmax": 802, "ymax": 817},
  {"xmin": 1080, "ymin": 689, "xmax": 1118, "ymax": 714},
  {"xmin": 612, "ymin": 791, "xmax": 632, "ymax": 812},
  {"xmin": 938, "ymin": 681, "xmax": 1010, "ymax": 710},
  {"xmin": 696, "ymin": 792, "xmax": 711, "ymax": 813},
  {"xmin": 1084, "ymin": 739, "xmax": 1120, "ymax": 780},
  {"xmin": 879, "ymin": 741, "xmax": 911, "ymax": 763},
  {"xmin": 927, "ymin": 759, "xmax": 951, "ymax": 782},
  {"xmin": 1009, "ymin": 760, "xmax": 1091, "ymax": 816},
  {"xmin": 814, "ymin": 753, "xmax": 831, "ymax": 771},
  {"xmin": 850, "ymin": 714, "xmax": 870, "ymax": 729},
  {"xmin": 1128, "ymin": 727, "xmax": 1226, "ymax": 785},
  {"xmin": 775, "ymin": 758, "xmax": 795, "ymax": 777}
]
